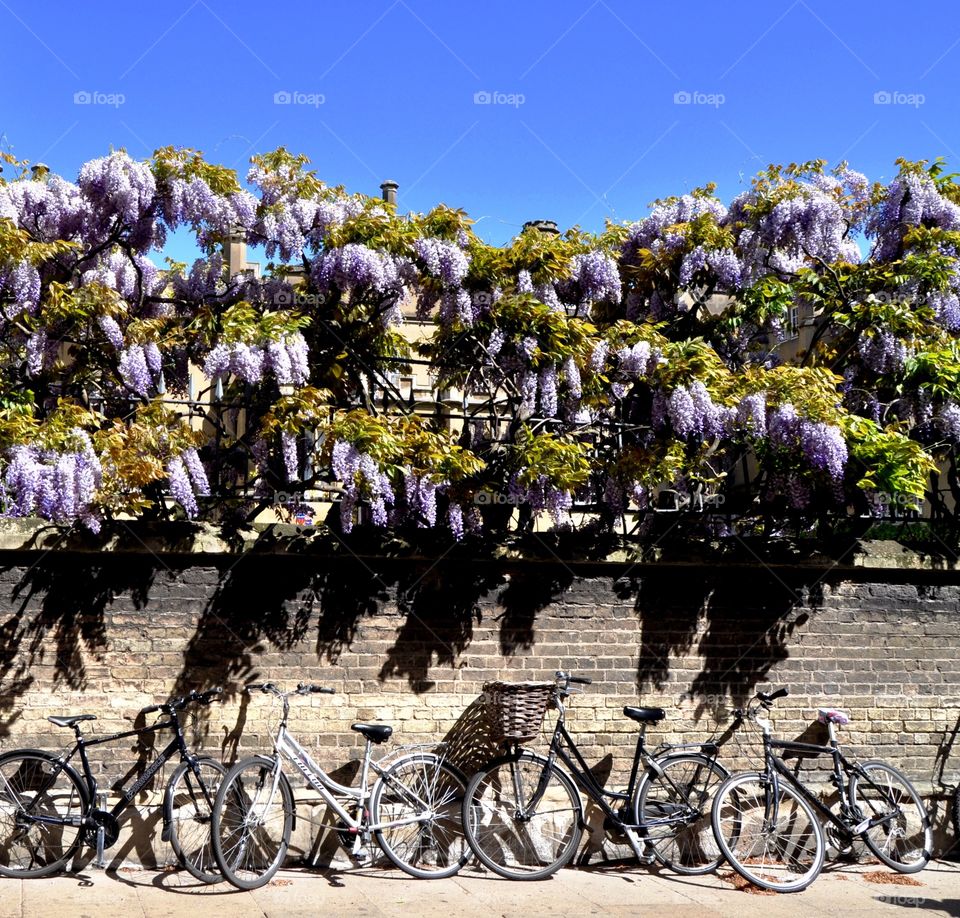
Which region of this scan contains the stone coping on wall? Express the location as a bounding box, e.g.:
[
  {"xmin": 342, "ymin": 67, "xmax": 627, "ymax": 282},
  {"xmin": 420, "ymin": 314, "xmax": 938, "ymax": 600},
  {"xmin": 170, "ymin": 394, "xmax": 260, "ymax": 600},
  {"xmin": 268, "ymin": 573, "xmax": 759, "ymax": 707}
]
[{"xmin": 0, "ymin": 517, "xmax": 955, "ymax": 575}]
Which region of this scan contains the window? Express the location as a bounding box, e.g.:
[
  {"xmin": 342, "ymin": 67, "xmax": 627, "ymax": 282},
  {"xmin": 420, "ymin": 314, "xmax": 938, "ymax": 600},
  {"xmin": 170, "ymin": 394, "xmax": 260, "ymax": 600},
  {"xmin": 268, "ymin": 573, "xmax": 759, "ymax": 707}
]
[{"xmin": 787, "ymin": 305, "xmax": 800, "ymax": 340}]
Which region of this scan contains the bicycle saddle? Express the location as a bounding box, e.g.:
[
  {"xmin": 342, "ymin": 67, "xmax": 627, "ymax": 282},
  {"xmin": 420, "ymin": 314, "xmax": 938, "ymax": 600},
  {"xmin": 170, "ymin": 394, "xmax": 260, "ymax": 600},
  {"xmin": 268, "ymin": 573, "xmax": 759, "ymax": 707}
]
[
  {"xmin": 351, "ymin": 723, "xmax": 393, "ymax": 744},
  {"xmin": 817, "ymin": 708, "xmax": 850, "ymax": 726},
  {"xmin": 47, "ymin": 714, "xmax": 97, "ymax": 728},
  {"xmin": 623, "ymin": 706, "xmax": 665, "ymax": 724}
]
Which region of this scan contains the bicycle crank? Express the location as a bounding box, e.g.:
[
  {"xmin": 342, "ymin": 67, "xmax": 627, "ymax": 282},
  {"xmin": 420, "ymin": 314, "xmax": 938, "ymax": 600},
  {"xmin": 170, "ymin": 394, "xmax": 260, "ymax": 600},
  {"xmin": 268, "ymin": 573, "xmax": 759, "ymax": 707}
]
[{"xmin": 84, "ymin": 809, "xmax": 121, "ymax": 849}]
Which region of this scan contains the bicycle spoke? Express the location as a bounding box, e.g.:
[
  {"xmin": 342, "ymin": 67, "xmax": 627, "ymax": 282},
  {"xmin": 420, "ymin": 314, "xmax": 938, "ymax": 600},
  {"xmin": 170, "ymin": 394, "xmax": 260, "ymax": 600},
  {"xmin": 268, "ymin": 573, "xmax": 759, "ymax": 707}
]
[
  {"xmin": 712, "ymin": 774, "xmax": 823, "ymax": 892},
  {"xmin": 464, "ymin": 754, "xmax": 582, "ymax": 879},
  {"xmin": 212, "ymin": 758, "xmax": 292, "ymax": 889},
  {"xmin": 637, "ymin": 754, "xmax": 727, "ymax": 875},
  {"xmin": 0, "ymin": 753, "xmax": 86, "ymax": 878},
  {"xmin": 373, "ymin": 756, "xmax": 468, "ymax": 878},
  {"xmin": 851, "ymin": 762, "xmax": 931, "ymax": 873}
]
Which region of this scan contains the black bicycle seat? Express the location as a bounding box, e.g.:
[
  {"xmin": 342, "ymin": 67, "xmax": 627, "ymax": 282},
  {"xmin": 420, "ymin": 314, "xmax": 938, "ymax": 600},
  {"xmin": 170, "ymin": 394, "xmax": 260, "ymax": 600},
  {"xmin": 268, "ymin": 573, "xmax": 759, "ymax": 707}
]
[
  {"xmin": 351, "ymin": 723, "xmax": 393, "ymax": 744},
  {"xmin": 623, "ymin": 706, "xmax": 665, "ymax": 724},
  {"xmin": 47, "ymin": 714, "xmax": 97, "ymax": 728}
]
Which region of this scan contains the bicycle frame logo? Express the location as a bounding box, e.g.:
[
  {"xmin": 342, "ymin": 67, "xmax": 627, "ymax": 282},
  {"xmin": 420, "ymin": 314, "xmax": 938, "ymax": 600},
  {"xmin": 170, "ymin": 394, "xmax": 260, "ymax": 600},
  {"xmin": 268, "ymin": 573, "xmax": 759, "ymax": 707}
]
[
  {"xmin": 289, "ymin": 748, "xmax": 323, "ymax": 788},
  {"xmin": 122, "ymin": 751, "xmax": 169, "ymax": 803}
]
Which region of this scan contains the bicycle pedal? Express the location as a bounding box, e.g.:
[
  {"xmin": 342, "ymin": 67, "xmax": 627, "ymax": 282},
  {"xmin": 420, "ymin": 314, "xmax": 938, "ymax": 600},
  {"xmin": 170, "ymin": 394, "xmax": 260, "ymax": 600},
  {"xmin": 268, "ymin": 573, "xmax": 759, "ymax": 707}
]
[
  {"xmin": 160, "ymin": 823, "xmax": 171, "ymax": 843},
  {"xmin": 95, "ymin": 826, "xmax": 106, "ymax": 869},
  {"xmin": 351, "ymin": 847, "xmax": 371, "ymax": 864}
]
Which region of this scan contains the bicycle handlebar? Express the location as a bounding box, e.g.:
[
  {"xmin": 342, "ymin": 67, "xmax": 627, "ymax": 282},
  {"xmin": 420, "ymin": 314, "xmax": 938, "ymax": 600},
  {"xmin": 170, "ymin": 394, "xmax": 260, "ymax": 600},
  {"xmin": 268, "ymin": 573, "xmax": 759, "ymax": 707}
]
[
  {"xmin": 297, "ymin": 682, "xmax": 336, "ymax": 695},
  {"xmin": 757, "ymin": 687, "xmax": 789, "ymax": 704},
  {"xmin": 732, "ymin": 686, "xmax": 790, "ymax": 722},
  {"xmin": 141, "ymin": 687, "xmax": 223, "ymax": 717},
  {"xmin": 556, "ymin": 670, "xmax": 592, "ymax": 687},
  {"xmin": 244, "ymin": 682, "xmax": 335, "ymax": 696}
]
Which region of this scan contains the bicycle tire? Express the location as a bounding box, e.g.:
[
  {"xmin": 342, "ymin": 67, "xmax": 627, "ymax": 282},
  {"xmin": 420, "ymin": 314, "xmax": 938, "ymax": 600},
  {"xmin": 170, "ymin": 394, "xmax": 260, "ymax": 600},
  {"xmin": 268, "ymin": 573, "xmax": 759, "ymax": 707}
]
[
  {"xmin": 634, "ymin": 752, "xmax": 728, "ymax": 875},
  {"xmin": 849, "ymin": 760, "xmax": 932, "ymax": 873},
  {"xmin": 371, "ymin": 753, "xmax": 469, "ymax": 879},
  {"xmin": 165, "ymin": 756, "xmax": 227, "ymax": 883},
  {"xmin": 0, "ymin": 749, "xmax": 89, "ymax": 878},
  {"xmin": 462, "ymin": 750, "xmax": 583, "ymax": 880},
  {"xmin": 711, "ymin": 771, "xmax": 825, "ymax": 893},
  {"xmin": 211, "ymin": 755, "xmax": 294, "ymax": 890}
]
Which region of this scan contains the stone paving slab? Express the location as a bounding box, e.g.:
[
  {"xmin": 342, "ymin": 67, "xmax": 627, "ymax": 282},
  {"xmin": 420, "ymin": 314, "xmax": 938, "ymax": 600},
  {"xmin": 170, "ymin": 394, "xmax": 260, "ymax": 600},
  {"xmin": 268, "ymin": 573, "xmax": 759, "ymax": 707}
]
[{"xmin": 1, "ymin": 861, "xmax": 958, "ymax": 918}]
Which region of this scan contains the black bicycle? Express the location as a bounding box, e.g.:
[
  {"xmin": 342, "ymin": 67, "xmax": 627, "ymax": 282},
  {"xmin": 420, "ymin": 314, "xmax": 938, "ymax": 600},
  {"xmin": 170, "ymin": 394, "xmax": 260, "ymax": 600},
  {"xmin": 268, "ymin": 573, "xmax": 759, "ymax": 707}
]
[
  {"xmin": 461, "ymin": 671, "xmax": 729, "ymax": 880},
  {"xmin": 0, "ymin": 688, "xmax": 225, "ymax": 881},
  {"xmin": 711, "ymin": 687, "xmax": 933, "ymax": 893}
]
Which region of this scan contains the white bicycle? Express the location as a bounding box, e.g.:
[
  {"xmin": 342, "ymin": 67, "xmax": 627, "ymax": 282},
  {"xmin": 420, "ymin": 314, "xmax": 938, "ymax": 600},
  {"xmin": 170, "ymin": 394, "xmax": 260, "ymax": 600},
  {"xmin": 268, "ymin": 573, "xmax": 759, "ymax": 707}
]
[{"xmin": 210, "ymin": 682, "xmax": 468, "ymax": 889}]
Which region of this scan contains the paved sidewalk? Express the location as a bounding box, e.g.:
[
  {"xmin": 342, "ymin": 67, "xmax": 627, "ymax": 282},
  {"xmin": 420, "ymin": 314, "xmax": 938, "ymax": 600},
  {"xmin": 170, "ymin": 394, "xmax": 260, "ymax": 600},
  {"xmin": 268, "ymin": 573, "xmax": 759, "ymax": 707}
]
[{"xmin": 2, "ymin": 861, "xmax": 959, "ymax": 918}]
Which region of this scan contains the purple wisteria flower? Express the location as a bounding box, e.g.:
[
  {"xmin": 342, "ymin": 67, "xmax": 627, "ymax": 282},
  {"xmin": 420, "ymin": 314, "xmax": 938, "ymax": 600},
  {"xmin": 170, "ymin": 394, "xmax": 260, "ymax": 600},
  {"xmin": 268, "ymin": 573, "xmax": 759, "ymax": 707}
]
[
  {"xmin": 119, "ymin": 344, "xmax": 153, "ymax": 396},
  {"xmin": 166, "ymin": 456, "xmax": 198, "ymax": 517},
  {"xmin": 98, "ymin": 316, "xmax": 124, "ymax": 350},
  {"xmin": 799, "ymin": 421, "xmax": 848, "ymax": 479}
]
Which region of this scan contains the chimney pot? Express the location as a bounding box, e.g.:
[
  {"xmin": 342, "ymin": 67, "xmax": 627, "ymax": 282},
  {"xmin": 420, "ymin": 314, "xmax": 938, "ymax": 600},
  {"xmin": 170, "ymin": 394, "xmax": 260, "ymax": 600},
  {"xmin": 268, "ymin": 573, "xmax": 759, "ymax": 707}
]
[{"xmin": 380, "ymin": 180, "xmax": 399, "ymax": 206}]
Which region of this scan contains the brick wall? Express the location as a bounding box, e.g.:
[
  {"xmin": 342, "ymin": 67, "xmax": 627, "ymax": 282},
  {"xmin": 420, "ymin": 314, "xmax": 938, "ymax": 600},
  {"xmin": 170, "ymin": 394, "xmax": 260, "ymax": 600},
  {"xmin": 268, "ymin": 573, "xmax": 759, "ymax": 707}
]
[{"xmin": 0, "ymin": 545, "xmax": 958, "ymax": 866}]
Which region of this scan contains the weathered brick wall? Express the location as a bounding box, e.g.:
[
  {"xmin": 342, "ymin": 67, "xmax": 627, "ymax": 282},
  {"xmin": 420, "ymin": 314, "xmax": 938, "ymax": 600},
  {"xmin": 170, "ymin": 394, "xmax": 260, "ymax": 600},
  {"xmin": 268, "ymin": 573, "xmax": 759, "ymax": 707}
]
[{"xmin": 0, "ymin": 547, "xmax": 958, "ymax": 866}]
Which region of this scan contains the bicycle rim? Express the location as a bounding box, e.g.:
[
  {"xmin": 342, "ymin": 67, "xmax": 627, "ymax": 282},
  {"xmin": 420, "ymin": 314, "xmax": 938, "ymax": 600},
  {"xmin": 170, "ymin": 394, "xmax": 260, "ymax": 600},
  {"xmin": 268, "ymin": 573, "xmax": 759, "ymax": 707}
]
[
  {"xmin": 850, "ymin": 762, "xmax": 931, "ymax": 873},
  {"xmin": 0, "ymin": 751, "xmax": 87, "ymax": 878},
  {"xmin": 212, "ymin": 757, "xmax": 293, "ymax": 890},
  {"xmin": 635, "ymin": 753, "xmax": 728, "ymax": 875},
  {"xmin": 463, "ymin": 752, "xmax": 582, "ymax": 880},
  {"xmin": 167, "ymin": 757, "xmax": 227, "ymax": 883},
  {"xmin": 372, "ymin": 754, "xmax": 469, "ymax": 879},
  {"xmin": 712, "ymin": 772, "xmax": 824, "ymax": 893}
]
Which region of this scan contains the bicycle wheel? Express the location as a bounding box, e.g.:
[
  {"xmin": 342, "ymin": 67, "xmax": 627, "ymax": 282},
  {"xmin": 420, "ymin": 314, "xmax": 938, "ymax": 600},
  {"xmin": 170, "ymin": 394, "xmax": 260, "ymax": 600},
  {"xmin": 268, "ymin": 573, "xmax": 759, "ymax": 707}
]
[
  {"xmin": 371, "ymin": 753, "xmax": 469, "ymax": 879},
  {"xmin": 849, "ymin": 761, "xmax": 932, "ymax": 873},
  {"xmin": 634, "ymin": 753, "xmax": 728, "ymax": 875},
  {"xmin": 712, "ymin": 771, "xmax": 825, "ymax": 893},
  {"xmin": 0, "ymin": 749, "xmax": 88, "ymax": 878},
  {"xmin": 211, "ymin": 755, "xmax": 294, "ymax": 889},
  {"xmin": 165, "ymin": 756, "xmax": 227, "ymax": 883},
  {"xmin": 463, "ymin": 751, "xmax": 582, "ymax": 880}
]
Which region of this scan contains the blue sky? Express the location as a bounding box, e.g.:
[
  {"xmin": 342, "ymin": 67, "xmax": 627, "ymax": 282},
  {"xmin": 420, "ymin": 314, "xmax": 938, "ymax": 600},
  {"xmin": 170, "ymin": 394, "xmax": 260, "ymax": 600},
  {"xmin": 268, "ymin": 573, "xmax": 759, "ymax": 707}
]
[{"xmin": 1, "ymin": 0, "xmax": 959, "ymax": 263}]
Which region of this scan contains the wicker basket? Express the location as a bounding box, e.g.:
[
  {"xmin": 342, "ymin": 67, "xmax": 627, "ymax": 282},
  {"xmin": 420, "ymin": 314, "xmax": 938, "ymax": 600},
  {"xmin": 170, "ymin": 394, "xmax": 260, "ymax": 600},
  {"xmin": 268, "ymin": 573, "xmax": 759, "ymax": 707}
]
[{"xmin": 483, "ymin": 680, "xmax": 555, "ymax": 742}]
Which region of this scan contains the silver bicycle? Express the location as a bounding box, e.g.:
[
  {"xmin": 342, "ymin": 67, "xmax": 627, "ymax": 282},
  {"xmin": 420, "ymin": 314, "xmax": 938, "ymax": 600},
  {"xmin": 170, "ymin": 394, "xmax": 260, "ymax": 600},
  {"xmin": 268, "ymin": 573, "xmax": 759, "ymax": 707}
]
[{"xmin": 210, "ymin": 682, "xmax": 469, "ymax": 889}]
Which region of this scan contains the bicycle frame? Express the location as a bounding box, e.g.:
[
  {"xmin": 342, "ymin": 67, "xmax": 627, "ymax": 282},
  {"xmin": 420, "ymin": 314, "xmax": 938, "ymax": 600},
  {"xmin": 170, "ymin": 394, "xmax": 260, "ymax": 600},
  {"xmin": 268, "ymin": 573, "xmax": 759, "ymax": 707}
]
[
  {"xmin": 760, "ymin": 729, "xmax": 900, "ymax": 838},
  {"xmin": 261, "ymin": 723, "xmax": 436, "ymax": 836},
  {"xmin": 525, "ymin": 696, "xmax": 720, "ymax": 835},
  {"xmin": 13, "ymin": 715, "xmax": 213, "ymax": 833}
]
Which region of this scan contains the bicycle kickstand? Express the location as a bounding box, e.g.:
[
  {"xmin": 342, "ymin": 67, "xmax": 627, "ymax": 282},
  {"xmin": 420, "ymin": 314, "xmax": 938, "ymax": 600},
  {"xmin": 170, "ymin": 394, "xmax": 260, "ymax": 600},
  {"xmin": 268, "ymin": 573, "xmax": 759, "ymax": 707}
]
[
  {"xmin": 95, "ymin": 793, "xmax": 107, "ymax": 869},
  {"xmin": 621, "ymin": 827, "xmax": 656, "ymax": 866}
]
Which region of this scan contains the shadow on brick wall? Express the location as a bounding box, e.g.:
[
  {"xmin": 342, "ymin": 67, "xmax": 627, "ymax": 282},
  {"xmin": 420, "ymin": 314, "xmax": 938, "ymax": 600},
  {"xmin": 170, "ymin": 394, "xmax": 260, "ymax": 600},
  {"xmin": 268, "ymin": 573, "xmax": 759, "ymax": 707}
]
[
  {"xmin": 496, "ymin": 565, "xmax": 575, "ymax": 656},
  {"xmin": 0, "ymin": 554, "xmax": 157, "ymax": 737},
  {"xmin": 173, "ymin": 555, "xmax": 319, "ymax": 696},
  {"xmin": 436, "ymin": 695, "xmax": 501, "ymax": 777},
  {"xmin": 621, "ymin": 570, "xmax": 822, "ymax": 721},
  {"xmin": 379, "ymin": 562, "xmax": 504, "ymax": 690},
  {"xmin": 173, "ymin": 555, "xmax": 507, "ymax": 708}
]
